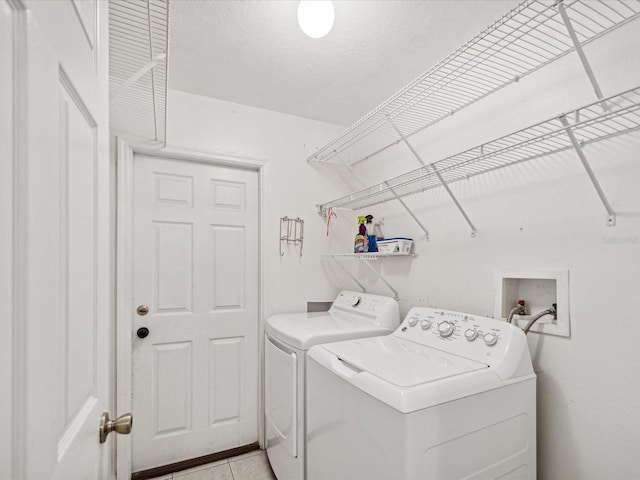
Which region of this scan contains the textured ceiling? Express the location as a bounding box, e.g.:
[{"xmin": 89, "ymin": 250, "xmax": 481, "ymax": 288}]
[{"xmin": 168, "ymin": 0, "xmax": 521, "ymax": 126}]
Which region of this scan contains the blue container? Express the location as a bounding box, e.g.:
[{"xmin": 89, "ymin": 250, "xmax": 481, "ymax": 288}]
[{"xmin": 367, "ymin": 234, "xmax": 378, "ymax": 252}]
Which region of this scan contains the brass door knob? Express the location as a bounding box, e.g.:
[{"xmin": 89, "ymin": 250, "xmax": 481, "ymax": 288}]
[{"xmin": 99, "ymin": 412, "xmax": 133, "ymax": 443}]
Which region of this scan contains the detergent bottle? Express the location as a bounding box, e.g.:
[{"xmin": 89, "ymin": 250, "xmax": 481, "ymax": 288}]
[{"xmin": 354, "ymin": 216, "xmax": 367, "ymax": 253}]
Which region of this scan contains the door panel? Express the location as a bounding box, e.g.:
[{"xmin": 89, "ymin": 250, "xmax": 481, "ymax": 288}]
[
  {"xmin": 155, "ymin": 221, "xmax": 194, "ymax": 312},
  {"xmin": 154, "ymin": 342, "xmax": 193, "ymax": 435},
  {"xmin": 132, "ymin": 155, "xmax": 259, "ymax": 471},
  {"xmin": 8, "ymin": 1, "xmax": 110, "ymax": 479},
  {"xmin": 211, "ymin": 225, "xmax": 245, "ymax": 309},
  {"xmin": 209, "ymin": 337, "xmax": 244, "ymax": 424},
  {"xmin": 155, "ymin": 172, "xmax": 194, "ymax": 206},
  {"xmin": 211, "ymin": 179, "xmax": 246, "ymax": 210},
  {"xmin": 60, "ymin": 82, "xmax": 97, "ymax": 427}
]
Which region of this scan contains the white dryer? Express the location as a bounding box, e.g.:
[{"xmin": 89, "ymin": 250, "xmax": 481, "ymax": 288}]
[
  {"xmin": 265, "ymin": 291, "xmax": 400, "ymax": 480},
  {"xmin": 306, "ymin": 307, "xmax": 536, "ymax": 480}
]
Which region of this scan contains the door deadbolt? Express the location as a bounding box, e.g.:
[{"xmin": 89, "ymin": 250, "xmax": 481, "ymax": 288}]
[
  {"xmin": 136, "ymin": 304, "xmax": 149, "ymax": 316},
  {"xmin": 99, "ymin": 412, "xmax": 132, "ymax": 443},
  {"xmin": 137, "ymin": 327, "xmax": 150, "ymax": 339}
]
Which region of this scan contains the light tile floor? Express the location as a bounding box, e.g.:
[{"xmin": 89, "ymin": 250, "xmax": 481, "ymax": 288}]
[{"xmin": 150, "ymin": 450, "xmax": 277, "ymax": 480}]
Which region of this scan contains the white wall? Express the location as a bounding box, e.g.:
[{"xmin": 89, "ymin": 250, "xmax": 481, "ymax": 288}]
[
  {"xmin": 319, "ymin": 17, "xmax": 640, "ymax": 480},
  {"xmin": 166, "ymin": 16, "xmax": 640, "ymax": 478},
  {"xmin": 165, "ymin": 90, "xmax": 351, "ymax": 317}
]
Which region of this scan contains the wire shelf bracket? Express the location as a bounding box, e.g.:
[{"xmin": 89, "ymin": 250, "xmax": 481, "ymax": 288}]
[
  {"xmin": 360, "ymin": 259, "xmax": 399, "ymax": 301},
  {"xmin": 557, "ymin": 2, "xmax": 608, "ymax": 111},
  {"xmin": 336, "ymin": 152, "xmax": 368, "ymax": 189},
  {"xmin": 558, "ymin": 115, "xmax": 616, "ymax": 226},
  {"xmin": 384, "ymin": 181, "xmax": 431, "ymax": 241},
  {"xmin": 389, "ymin": 117, "xmax": 477, "ymax": 238},
  {"xmin": 110, "ymin": 52, "xmax": 167, "ymax": 101},
  {"xmin": 324, "ymin": 255, "xmax": 367, "ymax": 293},
  {"xmin": 322, "ymin": 254, "xmax": 415, "ymax": 301}
]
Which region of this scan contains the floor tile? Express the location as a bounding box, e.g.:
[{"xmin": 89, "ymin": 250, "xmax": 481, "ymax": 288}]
[
  {"xmin": 173, "ymin": 462, "xmax": 233, "ymax": 480},
  {"xmin": 229, "ymin": 451, "xmax": 276, "ymax": 480}
]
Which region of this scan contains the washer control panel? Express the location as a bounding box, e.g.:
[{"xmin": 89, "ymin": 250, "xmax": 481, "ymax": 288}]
[{"xmin": 395, "ymin": 307, "xmax": 522, "ymax": 365}]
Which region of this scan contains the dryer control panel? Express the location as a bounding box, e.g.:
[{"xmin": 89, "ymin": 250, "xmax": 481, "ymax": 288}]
[
  {"xmin": 330, "ymin": 291, "xmax": 400, "ymax": 329},
  {"xmin": 394, "ymin": 307, "xmax": 530, "ymax": 374}
]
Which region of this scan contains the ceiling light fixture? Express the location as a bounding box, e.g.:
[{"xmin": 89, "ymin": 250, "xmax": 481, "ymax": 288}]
[{"xmin": 297, "ymin": 0, "xmax": 335, "ymax": 39}]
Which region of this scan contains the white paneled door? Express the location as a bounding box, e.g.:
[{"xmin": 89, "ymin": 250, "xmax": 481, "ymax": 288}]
[
  {"xmin": 131, "ymin": 154, "xmax": 259, "ymax": 471},
  {"xmin": 3, "ymin": 1, "xmax": 111, "ymax": 479}
]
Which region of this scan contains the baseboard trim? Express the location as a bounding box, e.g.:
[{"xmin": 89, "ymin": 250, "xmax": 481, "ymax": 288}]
[{"xmin": 130, "ymin": 442, "xmax": 261, "ymax": 480}]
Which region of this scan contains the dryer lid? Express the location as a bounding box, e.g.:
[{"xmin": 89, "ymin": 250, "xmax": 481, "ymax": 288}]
[
  {"xmin": 266, "ymin": 312, "xmax": 393, "ymax": 351},
  {"xmin": 322, "ymin": 335, "xmax": 488, "ymax": 387}
]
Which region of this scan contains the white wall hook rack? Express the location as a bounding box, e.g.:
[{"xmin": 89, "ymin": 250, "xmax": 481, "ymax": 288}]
[{"xmin": 280, "ymin": 217, "xmax": 304, "ymax": 257}]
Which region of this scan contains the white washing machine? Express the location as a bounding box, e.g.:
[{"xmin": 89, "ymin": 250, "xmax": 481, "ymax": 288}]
[
  {"xmin": 265, "ymin": 291, "xmax": 400, "ymax": 480},
  {"xmin": 306, "ymin": 307, "xmax": 536, "ymax": 480}
]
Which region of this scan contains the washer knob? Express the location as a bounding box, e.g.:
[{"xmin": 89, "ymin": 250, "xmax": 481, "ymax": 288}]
[
  {"xmin": 483, "ymin": 332, "xmax": 498, "ymax": 346},
  {"xmin": 464, "ymin": 328, "xmax": 478, "ymax": 341},
  {"xmin": 420, "ymin": 319, "xmax": 432, "ymax": 330},
  {"xmin": 408, "ymin": 316, "xmax": 419, "ymax": 327},
  {"xmin": 352, "ymin": 296, "xmax": 362, "ymax": 307},
  {"xmin": 438, "ymin": 321, "xmax": 455, "ymax": 337}
]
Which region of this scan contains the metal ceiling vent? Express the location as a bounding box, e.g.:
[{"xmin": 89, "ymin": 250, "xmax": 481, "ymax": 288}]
[{"xmin": 109, "ymin": 0, "xmax": 169, "ymax": 146}]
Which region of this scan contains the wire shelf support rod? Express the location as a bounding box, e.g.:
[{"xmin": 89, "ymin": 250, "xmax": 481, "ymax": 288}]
[
  {"xmin": 327, "ymin": 255, "xmax": 367, "ymax": 293},
  {"xmin": 557, "ymin": 1, "xmax": 608, "ymax": 111},
  {"xmin": 558, "ymin": 115, "xmax": 616, "ymax": 226},
  {"xmin": 389, "ymin": 117, "xmax": 477, "ymax": 237}
]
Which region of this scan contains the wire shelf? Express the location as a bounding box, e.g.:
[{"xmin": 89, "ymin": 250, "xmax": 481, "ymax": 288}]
[
  {"xmin": 318, "ymin": 86, "xmax": 640, "ymax": 212},
  {"xmin": 109, "ymin": 0, "xmax": 169, "ymax": 145},
  {"xmin": 321, "ymin": 253, "xmax": 416, "ymax": 260},
  {"xmin": 307, "ymin": 0, "xmax": 640, "ymax": 165}
]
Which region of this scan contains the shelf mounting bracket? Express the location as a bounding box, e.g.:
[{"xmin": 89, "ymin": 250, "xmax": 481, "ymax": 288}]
[
  {"xmin": 336, "ymin": 152, "xmax": 367, "ymax": 189},
  {"xmin": 360, "ymin": 258, "xmax": 400, "ymax": 301},
  {"xmin": 559, "ymin": 115, "xmax": 616, "ymax": 226},
  {"xmin": 109, "ymin": 52, "xmax": 167, "ymax": 101},
  {"xmin": 558, "ymin": 2, "xmax": 608, "ymax": 111},
  {"xmin": 384, "ymin": 181, "xmax": 430, "ymax": 241},
  {"xmin": 388, "ymin": 117, "xmax": 477, "ymax": 237},
  {"xmin": 327, "ymin": 255, "xmax": 367, "ymax": 293}
]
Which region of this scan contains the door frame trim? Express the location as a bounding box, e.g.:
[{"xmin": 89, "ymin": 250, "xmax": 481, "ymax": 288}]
[
  {"xmin": 115, "ymin": 137, "xmax": 268, "ymax": 479},
  {"xmin": 4, "ymin": 3, "xmax": 27, "ymax": 479}
]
